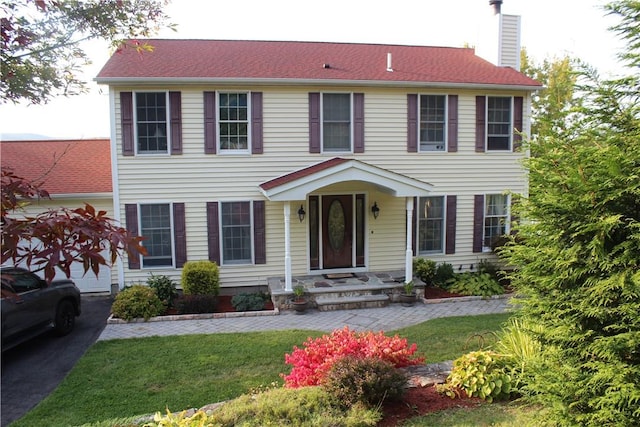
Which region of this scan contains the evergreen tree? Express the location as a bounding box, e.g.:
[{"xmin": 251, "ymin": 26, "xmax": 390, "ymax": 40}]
[{"xmin": 500, "ymin": 1, "xmax": 640, "ymax": 425}]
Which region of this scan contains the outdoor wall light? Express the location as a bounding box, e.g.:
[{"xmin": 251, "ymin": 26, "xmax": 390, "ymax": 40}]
[
  {"xmin": 371, "ymin": 202, "xmax": 380, "ymax": 219},
  {"xmin": 297, "ymin": 204, "xmax": 306, "ymax": 222}
]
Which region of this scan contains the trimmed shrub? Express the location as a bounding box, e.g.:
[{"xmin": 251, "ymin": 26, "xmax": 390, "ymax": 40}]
[
  {"xmin": 231, "ymin": 292, "xmax": 269, "ymax": 311},
  {"xmin": 413, "ymin": 257, "xmax": 437, "ymax": 286},
  {"xmin": 282, "ymin": 326, "xmax": 424, "ymax": 387},
  {"xmin": 173, "ymin": 294, "xmax": 218, "ymax": 314},
  {"xmin": 440, "ymin": 350, "xmax": 511, "ymax": 403},
  {"xmin": 181, "ymin": 260, "xmax": 219, "ymax": 296},
  {"xmin": 111, "ymin": 285, "xmax": 165, "ymax": 321},
  {"xmin": 434, "ymin": 262, "xmax": 455, "ymax": 286},
  {"xmin": 323, "ymin": 356, "xmax": 407, "ymax": 408},
  {"xmin": 146, "ymin": 274, "xmax": 178, "ymax": 307}
]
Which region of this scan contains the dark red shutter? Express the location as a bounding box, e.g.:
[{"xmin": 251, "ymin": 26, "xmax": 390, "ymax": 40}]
[
  {"xmin": 125, "ymin": 204, "xmax": 141, "ymax": 269},
  {"xmin": 447, "ymin": 95, "xmax": 458, "ymax": 152},
  {"xmin": 473, "ymin": 195, "xmax": 484, "ymax": 253},
  {"xmin": 309, "ymin": 195, "xmax": 319, "ymax": 269},
  {"xmin": 353, "ymin": 93, "xmax": 365, "ymax": 153},
  {"xmin": 251, "ymin": 92, "xmax": 263, "ymax": 154},
  {"xmin": 309, "ymin": 92, "xmax": 321, "ymax": 153},
  {"xmin": 475, "ymin": 96, "xmax": 486, "ymax": 153},
  {"xmin": 253, "ymin": 200, "xmax": 266, "ymax": 264},
  {"xmin": 204, "ymin": 91, "xmax": 217, "ymax": 154},
  {"xmin": 121, "ymin": 92, "xmax": 134, "ymax": 156},
  {"xmin": 513, "ymin": 96, "xmax": 523, "ymax": 152},
  {"xmin": 407, "ymin": 94, "xmax": 418, "ymax": 152},
  {"xmin": 412, "ymin": 197, "xmax": 417, "ymax": 256},
  {"xmin": 169, "ymin": 92, "xmax": 182, "ymax": 154},
  {"xmin": 173, "ymin": 203, "xmax": 186, "ymax": 267},
  {"xmin": 206, "ymin": 202, "xmax": 220, "ymax": 265},
  {"xmin": 445, "ymin": 195, "xmax": 457, "ymax": 254}
]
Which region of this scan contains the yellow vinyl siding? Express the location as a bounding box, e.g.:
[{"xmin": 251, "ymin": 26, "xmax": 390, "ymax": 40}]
[{"xmin": 112, "ymin": 86, "xmax": 530, "ymax": 288}]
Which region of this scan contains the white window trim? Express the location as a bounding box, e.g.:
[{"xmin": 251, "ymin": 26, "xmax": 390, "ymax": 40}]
[
  {"xmin": 320, "ymin": 92, "xmax": 353, "ymax": 154},
  {"xmin": 133, "ymin": 91, "xmax": 171, "ymax": 156},
  {"xmin": 138, "ymin": 201, "xmax": 176, "ymax": 269},
  {"xmin": 418, "ymin": 94, "xmax": 448, "ymax": 153},
  {"xmin": 482, "ymin": 193, "xmax": 511, "ymax": 252},
  {"xmin": 417, "ymin": 195, "xmax": 446, "ymax": 255},
  {"xmin": 216, "ymin": 91, "xmax": 252, "ymax": 155},
  {"xmin": 485, "ymin": 96, "xmax": 513, "ymax": 152},
  {"xmin": 219, "ymin": 200, "xmax": 255, "ymax": 266}
]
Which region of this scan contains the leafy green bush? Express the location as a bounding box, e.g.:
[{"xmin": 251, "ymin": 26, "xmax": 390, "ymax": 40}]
[
  {"xmin": 323, "ymin": 356, "xmax": 407, "ymax": 408},
  {"xmin": 440, "ymin": 350, "xmax": 511, "ymax": 403},
  {"xmin": 181, "ymin": 260, "xmax": 219, "ymax": 296},
  {"xmin": 413, "ymin": 258, "xmax": 437, "ymax": 286},
  {"xmin": 448, "ymin": 272, "xmax": 504, "ymax": 298},
  {"xmin": 231, "ymin": 292, "xmax": 269, "ymax": 311},
  {"xmin": 146, "ymin": 274, "xmax": 178, "ymax": 307},
  {"xmin": 111, "ymin": 285, "xmax": 165, "ymax": 321},
  {"xmin": 173, "ymin": 294, "xmax": 218, "ymax": 314},
  {"xmin": 145, "ymin": 386, "xmax": 381, "ymax": 427},
  {"xmin": 434, "ymin": 262, "xmax": 455, "ymax": 286}
]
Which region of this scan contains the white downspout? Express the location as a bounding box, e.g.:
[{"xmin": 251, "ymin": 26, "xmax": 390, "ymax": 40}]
[
  {"xmin": 108, "ymin": 88, "xmax": 125, "ymax": 290},
  {"xmin": 405, "ymin": 197, "xmax": 414, "ymax": 283},
  {"xmin": 284, "ymin": 202, "xmax": 293, "ymax": 291}
]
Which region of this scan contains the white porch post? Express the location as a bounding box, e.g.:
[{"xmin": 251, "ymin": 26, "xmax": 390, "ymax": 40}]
[
  {"xmin": 284, "ymin": 202, "xmax": 293, "ymax": 291},
  {"xmin": 405, "ymin": 197, "xmax": 414, "ymax": 283}
]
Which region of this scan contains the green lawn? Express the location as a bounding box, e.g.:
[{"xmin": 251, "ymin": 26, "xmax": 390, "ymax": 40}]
[{"xmin": 11, "ymin": 312, "xmax": 512, "ymax": 427}]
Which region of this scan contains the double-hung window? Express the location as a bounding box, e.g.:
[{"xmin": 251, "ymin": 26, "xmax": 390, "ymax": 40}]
[
  {"xmin": 140, "ymin": 203, "xmax": 173, "ymax": 267},
  {"xmin": 219, "ymin": 92, "xmax": 249, "ymax": 152},
  {"xmin": 322, "ymin": 93, "xmax": 352, "ymax": 152},
  {"xmin": 136, "ymin": 92, "xmax": 169, "ymax": 154},
  {"xmin": 221, "ymin": 201, "xmax": 252, "ymax": 264},
  {"xmin": 418, "ymin": 196, "xmax": 445, "ymax": 253},
  {"xmin": 487, "ymin": 96, "xmax": 512, "ymax": 151},
  {"xmin": 419, "ymin": 95, "xmax": 446, "ymax": 151},
  {"xmin": 483, "ymin": 194, "xmax": 509, "ymax": 249}
]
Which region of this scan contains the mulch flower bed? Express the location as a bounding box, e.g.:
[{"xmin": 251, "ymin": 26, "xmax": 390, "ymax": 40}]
[
  {"xmin": 423, "ymin": 286, "xmax": 465, "ymax": 299},
  {"xmin": 378, "ymin": 386, "xmax": 482, "ymax": 426}
]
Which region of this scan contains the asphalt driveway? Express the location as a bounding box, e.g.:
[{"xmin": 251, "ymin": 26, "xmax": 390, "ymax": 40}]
[{"xmin": 1, "ymin": 295, "xmax": 113, "ymax": 426}]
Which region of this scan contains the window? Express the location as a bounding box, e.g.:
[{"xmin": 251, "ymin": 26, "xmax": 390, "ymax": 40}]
[
  {"xmin": 484, "ymin": 194, "xmax": 509, "ymax": 249},
  {"xmin": 219, "ymin": 92, "xmax": 249, "ymax": 151},
  {"xmin": 419, "ymin": 95, "xmax": 446, "ymax": 151},
  {"xmin": 140, "ymin": 203, "xmax": 173, "ymax": 267},
  {"xmin": 135, "ymin": 92, "xmax": 168, "ymax": 154},
  {"xmin": 418, "ymin": 196, "xmax": 445, "ymax": 253},
  {"xmin": 323, "ymin": 93, "xmax": 351, "ymax": 152},
  {"xmin": 221, "ymin": 201, "xmax": 252, "ymax": 264},
  {"xmin": 487, "ymin": 97, "xmax": 512, "ymax": 150}
]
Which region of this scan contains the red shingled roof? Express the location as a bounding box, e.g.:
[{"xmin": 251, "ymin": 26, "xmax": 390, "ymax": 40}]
[
  {"xmin": 97, "ymin": 40, "xmax": 540, "ymax": 88},
  {"xmin": 260, "ymin": 157, "xmax": 350, "ymax": 191},
  {"xmin": 1, "ymin": 139, "xmax": 112, "ymax": 195}
]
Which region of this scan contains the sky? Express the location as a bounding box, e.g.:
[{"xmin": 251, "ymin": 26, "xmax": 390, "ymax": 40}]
[{"xmin": 0, "ymin": 0, "xmax": 627, "ymax": 140}]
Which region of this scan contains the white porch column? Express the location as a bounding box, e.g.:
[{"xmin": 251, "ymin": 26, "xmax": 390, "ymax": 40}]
[
  {"xmin": 405, "ymin": 197, "xmax": 414, "ymax": 283},
  {"xmin": 284, "ymin": 202, "xmax": 293, "ymax": 291}
]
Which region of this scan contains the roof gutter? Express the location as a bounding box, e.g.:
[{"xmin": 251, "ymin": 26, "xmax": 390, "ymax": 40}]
[{"xmin": 94, "ymin": 77, "xmax": 541, "ymax": 91}]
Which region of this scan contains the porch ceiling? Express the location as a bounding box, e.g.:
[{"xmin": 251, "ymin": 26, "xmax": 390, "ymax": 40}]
[{"xmin": 259, "ymin": 157, "xmax": 433, "ymax": 201}]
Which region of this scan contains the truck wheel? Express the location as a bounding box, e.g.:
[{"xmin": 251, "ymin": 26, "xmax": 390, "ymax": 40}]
[{"xmin": 54, "ymin": 300, "xmax": 75, "ymax": 336}]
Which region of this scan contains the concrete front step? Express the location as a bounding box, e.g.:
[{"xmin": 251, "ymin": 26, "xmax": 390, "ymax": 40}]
[{"xmin": 316, "ymin": 294, "xmax": 390, "ymax": 311}]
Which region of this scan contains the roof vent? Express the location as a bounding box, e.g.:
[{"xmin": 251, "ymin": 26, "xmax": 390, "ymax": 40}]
[
  {"xmin": 323, "ymin": 63, "xmax": 331, "ymax": 69},
  {"xmin": 386, "ymin": 52, "xmax": 393, "ymax": 72}
]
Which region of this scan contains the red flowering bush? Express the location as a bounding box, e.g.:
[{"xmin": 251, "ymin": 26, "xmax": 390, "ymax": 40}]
[{"xmin": 282, "ymin": 326, "xmax": 425, "ymax": 388}]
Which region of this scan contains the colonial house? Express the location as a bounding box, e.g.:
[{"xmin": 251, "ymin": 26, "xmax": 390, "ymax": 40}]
[
  {"xmin": 96, "ymin": 10, "xmax": 540, "ymax": 305},
  {"xmin": 1, "ymin": 139, "xmax": 114, "ymax": 293}
]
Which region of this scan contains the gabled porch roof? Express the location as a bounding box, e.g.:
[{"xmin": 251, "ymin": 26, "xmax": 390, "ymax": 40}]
[{"xmin": 259, "ymin": 157, "xmax": 433, "ymax": 201}]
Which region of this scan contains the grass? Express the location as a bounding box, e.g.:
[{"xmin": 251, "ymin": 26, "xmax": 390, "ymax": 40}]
[
  {"xmin": 11, "ymin": 312, "xmax": 512, "ymax": 427},
  {"xmin": 402, "ymin": 402, "xmax": 544, "ymax": 426}
]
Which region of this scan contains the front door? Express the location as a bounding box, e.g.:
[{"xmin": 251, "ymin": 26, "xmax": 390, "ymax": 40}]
[{"xmin": 322, "ymin": 195, "xmax": 353, "ymax": 269}]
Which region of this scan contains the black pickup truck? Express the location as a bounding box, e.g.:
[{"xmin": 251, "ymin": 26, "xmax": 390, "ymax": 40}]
[{"xmin": 1, "ymin": 267, "xmax": 81, "ymax": 351}]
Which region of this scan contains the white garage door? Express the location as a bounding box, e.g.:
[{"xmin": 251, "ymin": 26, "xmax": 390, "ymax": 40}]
[{"xmin": 51, "ymin": 262, "xmax": 112, "ymax": 294}]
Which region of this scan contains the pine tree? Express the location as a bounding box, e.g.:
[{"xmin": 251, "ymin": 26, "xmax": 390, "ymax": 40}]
[{"xmin": 500, "ymin": 1, "xmax": 640, "ymax": 425}]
